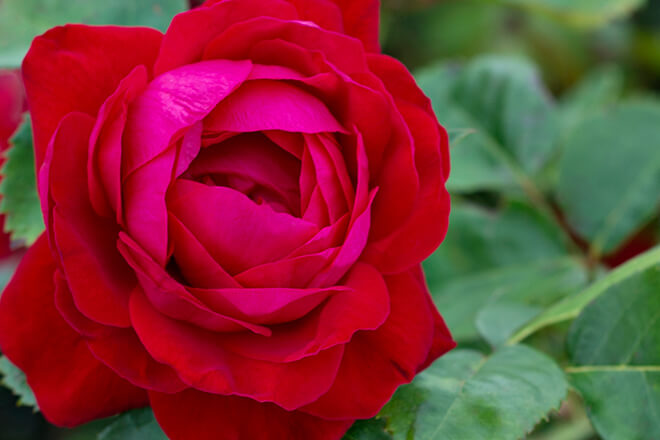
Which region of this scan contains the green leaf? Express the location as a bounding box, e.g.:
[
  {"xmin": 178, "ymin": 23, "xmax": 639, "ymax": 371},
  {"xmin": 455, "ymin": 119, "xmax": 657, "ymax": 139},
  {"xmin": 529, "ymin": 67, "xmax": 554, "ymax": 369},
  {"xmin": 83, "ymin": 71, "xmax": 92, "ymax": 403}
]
[
  {"xmin": 556, "ymin": 100, "xmax": 660, "ymax": 257},
  {"xmin": 424, "ymin": 200, "xmax": 584, "ymax": 342},
  {"xmin": 417, "ymin": 56, "xmax": 558, "ymax": 194},
  {"xmin": 566, "ymin": 264, "xmax": 660, "ymax": 440},
  {"xmin": 417, "ymin": 63, "xmax": 515, "ymax": 194},
  {"xmin": 495, "ymin": 0, "xmax": 647, "ymax": 27},
  {"xmin": 0, "ymin": 356, "xmax": 37, "ymax": 409},
  {"xmin": 433, "ymin": 258, "xmax": 586, "ymax": 342},
  {"xmin": 424, "ymin": 200, "xmax": 571, "ymax": 285},
  {"xmin": 98, "ymin": 408, "xmax": 166, "ymax": 440},
  {"xmin": 508, "ymin": 245, "xmax": 660, "ymax": 344},
  {"xmin": 0, "ymin": 117, "xmax": 45, "ymax": 246},
  {"xmin": 374, "ymin": 346, "xmax": 567, "ymax": 440},
  {"xmin": 343, "ymin": 419, "xmax": 392, "ymax": 440},
  {"xmin": 0, "ymin": 0, "xmax": 187, "ymax": 67},
  {"xmin": 475, "ymin": 258, "xmax": 588, "ymax": 347},
  {"xmin": 559, "ymin": 65, "xmax": 624, "ymax": 136}
]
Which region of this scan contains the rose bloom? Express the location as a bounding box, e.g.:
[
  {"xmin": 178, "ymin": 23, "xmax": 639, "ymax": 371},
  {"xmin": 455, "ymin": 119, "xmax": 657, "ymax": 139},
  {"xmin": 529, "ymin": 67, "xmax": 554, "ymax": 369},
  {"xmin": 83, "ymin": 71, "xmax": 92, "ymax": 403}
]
[
  {"xmin": 0, "ymin": 1, "xmax": 454, "ymax": 439},
  {"xmin": 0, "ymin": 69, "xmax": 27, "ymax": 257}
]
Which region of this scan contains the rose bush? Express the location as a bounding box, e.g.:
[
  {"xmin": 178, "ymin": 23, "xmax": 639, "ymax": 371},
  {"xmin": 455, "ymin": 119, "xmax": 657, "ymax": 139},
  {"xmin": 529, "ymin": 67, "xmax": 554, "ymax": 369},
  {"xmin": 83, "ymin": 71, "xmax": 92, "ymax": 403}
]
[
  {"xmin": 0, "ymin": 69, "xmax": 27, "ymax": 257},
  {"xmin": 0, "ymin": 0, "xmax": 454, "ymax": 438}
]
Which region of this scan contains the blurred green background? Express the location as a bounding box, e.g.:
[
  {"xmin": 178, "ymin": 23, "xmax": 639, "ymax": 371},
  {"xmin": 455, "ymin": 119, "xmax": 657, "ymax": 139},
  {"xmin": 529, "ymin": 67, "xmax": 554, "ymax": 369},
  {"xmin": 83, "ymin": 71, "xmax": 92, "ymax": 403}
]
[{"xmin": 1, "ymin": 0, "xmax": 660, "ymax": 439}]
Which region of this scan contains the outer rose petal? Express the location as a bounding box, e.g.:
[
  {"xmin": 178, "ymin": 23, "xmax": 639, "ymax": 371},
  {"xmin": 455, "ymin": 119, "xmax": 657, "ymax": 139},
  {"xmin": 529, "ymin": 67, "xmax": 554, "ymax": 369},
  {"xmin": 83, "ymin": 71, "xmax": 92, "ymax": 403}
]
[
  {"xmin": 47, "ymin": 112, "xmax": 135, "ymax": 327},
  {"xmin": 150, "ymin": 389, "xmax": 353, "ymax": 440},
  {"xmin": 363, "ymin": 55, "xmax": 452, "ymax": 272},
  {"xmin": 301, "ymin": 267, "xmax": 455, "ymax": 419},
  {"xmin": 0, "ymin": 235, "xmax": 147, "ymax": 427},
  {"xmin": 155, "ymin": 0, "xmax": 298, "ymax": 74},
  {"xmin": 129, "ymin": 287, "xmax": 344, "ymax": 410},
  {"xmin": 22, "ymin": 24, "xmax": 163, "ymax": 166},
  {"xmin": 367, "ymin": 54, "xmax": 450, "ymax": 180},
  {"xmin": 292, "ymin": 0, "xmax": 381, "ymax": 52},
  {"xmin": 200, "ymin": 0, "xmax": 381, "ymax": 52}
]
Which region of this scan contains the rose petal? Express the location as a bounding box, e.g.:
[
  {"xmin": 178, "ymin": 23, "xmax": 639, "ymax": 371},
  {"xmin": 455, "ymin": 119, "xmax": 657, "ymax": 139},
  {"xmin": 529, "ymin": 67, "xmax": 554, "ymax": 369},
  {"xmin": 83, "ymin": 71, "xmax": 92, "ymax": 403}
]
[
  {"xmin": 203, "ymin": 17, "xmax": 368, "ymax": 76},
  {"xmin": 310, "ymin": 190, "xmax": 375, "ymax": 287},
  {"xmin": 168, "ymin": 180, "xmax": 319, "ymax": 274},
  {"xmin": 190, "ymin": 281, "xmax": 348, "ymax": 325},
  {"xmin": 364, "ymin": 103, "xmax": 451, "ymax": 273},
  {"xmin": 323, "ymin": 0, "xmax": 380, "ymax": 52},
  {"xmin": 186, "ymin": 133, "xmax": 301, "ymax": 215},
  {"xmin": 367, "ymin": 53, "xmax": 449, "ymax": 180},
  {"xmin": 122, "ymin": 60, "xmax": 251, "ymax": 263},
  {"xmin": 150, "ymin": 390, "xmax": 353, "ymax": 440},
  {"xmin": 221, "ymin": 262, "xmax": 390, "ymax": 363},
  {"xmin": 303, "ymin": 134, "xmax": 350, "ymax": 222},
  {"xmin": 205, "ymin": 80, "xmax": 345, "ymax": 134},
  {"xmin": 47, "ymin": 112, "xmax": 134, "ymax": 327},
  {"xmin": 0, "ymin": 235, "xmax": 147, "ymax": 427},
  {"xmin": 122, "ymin": 144, "xmax": 178, "ymax": 265},
  {"xmin": 88, "ymin": 65, "xmax": 148, "ymax": 222},
  {"xmin": 86, "ymin": 328, "xmax": 188, "ymax": 394},
  {"xmin": 234, "ymin": 248, "xmax": 338, "ymax": 288},
  {"xmin": 118, "ymin": 233, "xmax": 271, "ymax": 336},
  {"xmin": 169, "ymin": 214, "xmax": 241, "ymax": 289},
  {"xmin": 53, "ymin": 270, "xmax": 109, "ymax": 338},
  {"xmin": 123, "ymin": 59, "xmax": 251, "ymax": 175},
  {"xmin": 130, "ymin": 288, "xmax": 344, "ymax": 410},
  {"xmin": 22, "ymin": 24, "xmax": 162, "ymax": 167},
  {"xmin": 301, "ymin": 268, "xmax": 454, "ymax": 419},
  {"xmin": 285, "ymin": 0, "xmax": 344, "ymax": 34},
  {"xmin": 154, "ymin": 0, "xmax": 298, "ymax": 74}
]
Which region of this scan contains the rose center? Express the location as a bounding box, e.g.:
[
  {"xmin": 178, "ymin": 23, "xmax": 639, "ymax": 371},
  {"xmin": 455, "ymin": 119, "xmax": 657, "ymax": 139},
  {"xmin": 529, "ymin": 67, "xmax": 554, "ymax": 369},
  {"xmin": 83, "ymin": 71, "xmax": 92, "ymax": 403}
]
[{"xmin": 183, "ymin": 132, "xmax": 302, "ymax": 217}]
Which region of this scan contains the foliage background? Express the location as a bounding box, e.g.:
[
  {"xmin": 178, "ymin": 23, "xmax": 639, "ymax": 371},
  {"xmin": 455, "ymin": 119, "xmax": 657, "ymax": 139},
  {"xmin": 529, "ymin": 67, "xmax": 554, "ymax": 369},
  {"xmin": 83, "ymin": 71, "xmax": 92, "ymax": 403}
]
[{"xmin": 1, "ymin": 0, "xmax": 660, "ymax": 439}]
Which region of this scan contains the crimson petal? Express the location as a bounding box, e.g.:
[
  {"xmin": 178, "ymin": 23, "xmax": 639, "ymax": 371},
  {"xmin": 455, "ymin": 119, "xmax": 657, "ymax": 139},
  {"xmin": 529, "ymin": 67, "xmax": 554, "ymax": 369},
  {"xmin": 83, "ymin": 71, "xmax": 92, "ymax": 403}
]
[
  {"xmin": 150, "ymin": 389, "xmax": 353, "ymax": 440},
  {"xmin": 0, "ymin": 236, "xmax": 147, "ymax": 427},
  {"xmin": 22, "ymin": 25, "xmax": 162, "ymax": 167},
  {"xmin": 301, "ymin": 267, "xmax": 454, "ymax": 419}
]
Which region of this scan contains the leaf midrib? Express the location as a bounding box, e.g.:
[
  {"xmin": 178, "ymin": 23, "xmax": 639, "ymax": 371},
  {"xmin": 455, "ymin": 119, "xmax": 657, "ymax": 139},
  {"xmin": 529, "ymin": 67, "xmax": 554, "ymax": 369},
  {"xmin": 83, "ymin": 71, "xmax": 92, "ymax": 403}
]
[
  {"xmin": 507, "ymin": 246, "xmax": 660, "ymax": 344},
  {"xmin": 566, "ymin": 365, "xmax": 660, "ymax": 373},
  {"xmin": 423, "ymin": 355, "xmax": 489, "ymax": 440}
]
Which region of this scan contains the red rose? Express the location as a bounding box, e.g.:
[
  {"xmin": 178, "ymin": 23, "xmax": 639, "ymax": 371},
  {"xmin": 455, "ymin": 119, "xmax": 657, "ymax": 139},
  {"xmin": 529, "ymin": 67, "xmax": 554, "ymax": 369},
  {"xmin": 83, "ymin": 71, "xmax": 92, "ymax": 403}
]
[
  {"xmin": 0, "ymin": 69, "xmax": 27, "ymax": 258},
  {"xmin": 0, "ymin": 1, "xmax": 454, "ymax": 439}
]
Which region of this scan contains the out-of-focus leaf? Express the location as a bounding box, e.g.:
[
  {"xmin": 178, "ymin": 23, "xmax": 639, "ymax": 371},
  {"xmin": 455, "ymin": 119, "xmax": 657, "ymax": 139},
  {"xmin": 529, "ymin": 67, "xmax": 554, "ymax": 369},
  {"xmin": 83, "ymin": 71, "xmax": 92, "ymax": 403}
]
[
  {"xmin": 371, "ymin": 346, "xmax": 567, "ymax": 440},
  {"xmin": 475, "ymin": 258, "xmax": 588, "ymax": 347},
  {"xmin": 417, "ymin": 63, "xmax": 516, "ymax": 193},
  {"xmin": 0, "ymin": 0, "xmax": 187, "ymax": 67},
  {"xmin": 0, "ymin": 356, "xmax": 37, "ymax": 409},
  {"xmin": 496, "ymin": 0, "xmax": 647, "ymax": 28},
  {"xmin": 385, "ymin": 3, "xmax": 511, "ymax": 70},
  {"xmin": 417, "ymin": 56, "xmax": 558, "ymax": 194},
  {"xmin": 452, "ymin": 56, "xmax": 558, "ymax": 173},
  {"xmin": 424, "ymin": 199, "xmax": 584, "ymax": 342},
  {"xmin": 434, "ymin": 258, "xmax": 586, "ymax": 342},
  {"xmin": 424, "ymin": 200, "xmax": 570, "ymax": 284},
  {"xmin": 557, "ymin": 100, "xmax": 660, "ymax": 257},
  {"xmin": 559, "ymin": 65, "xmax": 624, "ymax": 135},
  {"xmin": 0, "ymin": 117, "xmax": 45, "ymax": 246},
  {"xmin": 567, "ymin": 264, "xmax": 660, "ymax": 440},
  {"xmin": 98, "ymin": 408, "xmax": 166, "ymax": 440},
  {"xmin": 508, "ymin": 245, "xmax": 660, "ymax": 344}
]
